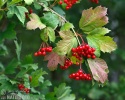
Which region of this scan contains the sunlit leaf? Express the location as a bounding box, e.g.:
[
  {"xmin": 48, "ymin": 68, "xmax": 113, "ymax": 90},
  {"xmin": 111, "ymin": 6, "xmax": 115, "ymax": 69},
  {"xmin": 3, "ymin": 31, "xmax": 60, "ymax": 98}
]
[
  {"xmin": 54, "ymin": 31, "xmax": 78, "ymax": 55},
  {"xmin": 86, "ymin": 27, "xmax": 110, "ymax": 35},
  {"xmin": 87, "ymin": 35, "xmax": 117, "ymax": 53},
  {"xmin": 60, "ymin": 22, "xmax": 74, "ymax": 31},
  {"xmin": 27, "ymin": 13, "xmax": 46, "ymax": 30},
  {"xmin": 79, "ymin": 6, "xmax": 108, "ymax": 32},
  {"xmin": 24, "ymin": 0, "xmax": 34, "ymax": 5}
]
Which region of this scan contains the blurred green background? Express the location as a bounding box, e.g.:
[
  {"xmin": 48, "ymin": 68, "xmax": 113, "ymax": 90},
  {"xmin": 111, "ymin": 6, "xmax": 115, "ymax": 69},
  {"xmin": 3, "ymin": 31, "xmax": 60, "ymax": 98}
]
[{"xmin": 1, "ymin": 0, "xmax": 125, "ymax": 100}]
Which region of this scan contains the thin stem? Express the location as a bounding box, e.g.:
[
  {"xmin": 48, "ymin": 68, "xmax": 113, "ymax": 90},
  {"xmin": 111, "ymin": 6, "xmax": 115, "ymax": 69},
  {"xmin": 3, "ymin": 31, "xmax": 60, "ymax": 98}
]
[
  {"xmin": 79, "ymin": 63, "xmax": 82, "ymax": 69},
  {"xmin": 39, "ymin": 3, "xmax": 81, "ymax": 45},
  {"xmin": 72, "ymin": 28, "xmax": 81, "ymax": 45}
]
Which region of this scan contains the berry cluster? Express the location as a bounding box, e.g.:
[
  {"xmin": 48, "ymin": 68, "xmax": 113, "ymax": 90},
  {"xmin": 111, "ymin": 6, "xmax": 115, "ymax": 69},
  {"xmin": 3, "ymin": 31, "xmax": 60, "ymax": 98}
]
[
  {"xmin": 34, "ymin": 46, "xmax": 52, "ymax": 56},
  {"xmin": 59, "ymin": 0, "xmax": 79, "ymax": 10},
  {"xmin": 25, "ymin": 8, "xmax": 33, "ymax": 19},
  {"xmin": 18, "ymin": 84, "xmax": 30, "ymax": 94},
  {"xmin": 69, "ymin": 69, "xmax": 92, "ymax": 80},
  {"xmin": 72, "ymin": 44, "xmax": 96, "ymax": 59},
  {"xmin": 60, "ymin": 59, "xmax": 72, "ymax": 70},
  {"xmin": 90, "ymin": 0, "xmax": 99, "ymax": 4}
]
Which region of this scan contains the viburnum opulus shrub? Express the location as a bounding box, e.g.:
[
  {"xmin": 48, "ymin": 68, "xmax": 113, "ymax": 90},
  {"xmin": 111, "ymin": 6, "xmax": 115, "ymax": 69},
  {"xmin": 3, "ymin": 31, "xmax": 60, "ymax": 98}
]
[{"xmin": 0, "ymin": 0, "xmax": 117, "ymax": 100}]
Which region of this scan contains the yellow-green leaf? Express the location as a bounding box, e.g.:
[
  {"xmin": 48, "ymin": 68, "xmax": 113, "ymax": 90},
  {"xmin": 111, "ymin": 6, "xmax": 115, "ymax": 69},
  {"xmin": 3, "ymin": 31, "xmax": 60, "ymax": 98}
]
[
  {"xmin": 27, "ymin": 13, "xmax": 46, "ymax": 30},
  {"xmin": 53, "ymin": 31, "xmax": 78, "ymax": 55},
  {"xmin": 79, "ymin": 6, "xmax": 108, "ymax": 33},
  {"xmin": 87, "ymin": 35, "xmax": 117, "ymax": 53}
]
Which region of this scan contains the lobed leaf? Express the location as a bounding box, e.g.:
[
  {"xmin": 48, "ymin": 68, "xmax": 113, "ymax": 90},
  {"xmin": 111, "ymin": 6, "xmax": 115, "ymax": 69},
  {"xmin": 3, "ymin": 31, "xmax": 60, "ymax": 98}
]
[
  {"xmin": 7, "ymin": 6, "xmax": 28, "ymax": 24},
  {"xmin": 31, "ymin": 69, "xmax": 47, "ymax": 87},
  {"xmin": 54, "ymin": 83, "xmax": 75, "ymax": 100},
  {"xmin": 41, "ymin": 12, "xmax": 59, "ymax": 29},
  {"xmin": 60, "ymin": 22, "xmax": 74, "ymax": 31},
  {"xmin": 27, "ymin": 13, "xmax": 46, "ymax": 30},
  {"xmin": 87, "ymin": 35, "xmax": 117, "ymax": 53},
  {"xmin": 44, "ymin": 52, "xmax": 65, "ymax": 71},
  {"xmin": 54, "ymin": 31, "xmax": 78, "ymax": 55},
  {"xmin": 79, "ymin": 6, "xmax": 108, "ymax": 33},
  {"xmin": 87, "ymin": 58, "xmax": 109, "ymax": 83},
  {"xmin": 86, "ymin": 27, "xmax": 110, "ymax": 35}
]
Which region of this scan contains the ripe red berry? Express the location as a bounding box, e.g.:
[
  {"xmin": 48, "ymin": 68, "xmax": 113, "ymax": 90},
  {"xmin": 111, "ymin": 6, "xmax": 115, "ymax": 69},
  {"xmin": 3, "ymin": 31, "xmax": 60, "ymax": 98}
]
[
  {"xmin": 29, "ymin": 9, "xmax": 33, "ymax": 14},
  {"xmin": 34, "ymin": 52, "xmax": 38, "ymax": 56},
  {"xmin": 59, "ymin": 1, "xmax": 63, "ymax": 5}
]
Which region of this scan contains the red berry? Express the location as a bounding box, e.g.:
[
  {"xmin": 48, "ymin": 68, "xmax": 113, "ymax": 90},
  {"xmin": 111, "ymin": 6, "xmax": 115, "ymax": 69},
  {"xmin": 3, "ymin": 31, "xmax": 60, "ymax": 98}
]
[
  {"xmin": 29, "ymin": 9, "xmax": 33, "ymax": 14},
  {"xmin": 42, "ymin": 52, "xmax": 46, "ymax": 56},
  {"xmin": 34, "ymin": 52, "xmax": 38, "ymax": 56},
  {"xmin": 38, "ymin": 51, "xmax": 42, "ymax": 55},
  {"xmin": 41, "ymin": 48, "xmax": 45, "ymax": 52},
  {"xmin": 72, "ymin": 48, "xmax": 76, "ymax": 52},
  {"xmin": 66, "ymin": 6, "xmax": 70, "ymax": 10},
  {"xmin": 75, "ymin": 77, "xmax": 80, "ymax": 80},
  {"xmin": 91, "ymin": 55, "xmax": 96, "ymax": 59},
  {"xmin": 59, "ymin": 1, "xmax": 63, "ymax": 5}
]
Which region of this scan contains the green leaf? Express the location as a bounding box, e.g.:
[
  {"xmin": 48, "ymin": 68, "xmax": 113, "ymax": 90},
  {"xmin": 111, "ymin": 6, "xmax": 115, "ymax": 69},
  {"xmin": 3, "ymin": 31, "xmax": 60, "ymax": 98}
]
[
  {"xmin": 45, "ymin": 93, "xmax": 57, "ymax": 100},
  {"xmin": 87, "ymin": 58, "xmax": 109, "ymax": 83},
  {"xmin": 86, "ymin": 27, "xmax": 110, "ymax": 35},
  {"xmin": 53, "ymin": 6, "xmax": 65, "ymax": 17},
  {"xmin": 47, "ymin": 27, "xmax": 55, "ymax": 42},
  {"xmin": 60, "ymin": 22, "xmax": 74, "ymax": 31},
  {"xmin": 87, "ymin": 36, "xmax": 100, "ymax": 57},
  {"xmin": 0, "ymin": 0, "xmax": 7, "ymax": 7},
  {"xmin": 24, "ymin": 0, "xmax": 34, "ymax": 5},
  {"xmin": 87, "ymin": 35, "xmax": 117, "ymax": 53},
  {"xmin": 5, "ymin": 59, "xmax": 19, "ymax": 74},
  {"xmin": 0, "ymin": 43, "xmax": 8, "ymax": 56},
  {"xmin": 31, "ymin": 69, "xmax": 47, "ymax": 87},
  {"xmin": 7, "ymin": 6, "xmax": 28, "ymax": 24},
  {"xmin": 27, "ymin": 13, "xmax": 46, "ymax": 30},
  {"xmin": 79, "ymin": 6, "xmax": 108, "ymax": 32},
  {"xmin": 0, "ymin": 11, "xmax": 3, "ymax": 20},
  {"xmin": 42, "ymin": 80, "xmax": 52, "ymax": 88},
  {"xmin": 7, "ymin": 0, "xmax": 22, "ymax": 6},
  {"xmin": 53, "ymin": 31, "xmax": 78, "ymax": 55},
  {"xmin": 14, "ymin": 40, "xmax": 22, "ymax": 61},
  {"xmin": 21, "ymin": 54, "xmax": 33, "ymax": 64},
  {"xmin": 41, "ymin": 12, "xmax": 59, "ymax": 29},
  {"xmin": 40, "ymin": 27, "xmax": 55, "ymax": 42},
  {"xmin": 22, "ymin": 64, "xmax": 38, "ymax": 70},
  {"xmin": 16, "ymin": 68, "xmax": 29, "ymax": 78},
  {"xmin": 54, "ymin": 83, "xmax": 76, "ymax": 100},
  {"xmin": 0, "ymin": 74, "xmax": 9, "ymax": 80},
  {"xmin": 0, "ymin": 23, "xmax": 16, "ymax": 40},
  {"xmin": 24, "ymin": 74, "xmax": 30, "ymax": 88},
  {"xmin": 0, "ymin": 81, "xmax": 14, "ymax": 95},
  {"xmin": 0, "ymin": 63, "xmax": 4, "ymax": 71},
  {"xmin": 40, "ymin": 28, "xmax": 48, "ymax": 42},
  {"xmin": 34, "ymin": 1, "xmax": 41, "ymax": 9}
]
